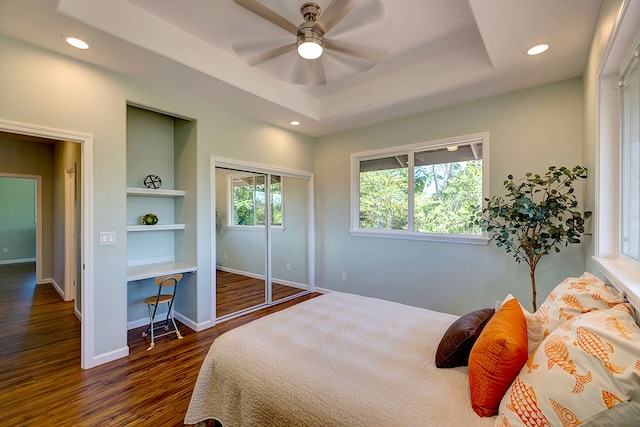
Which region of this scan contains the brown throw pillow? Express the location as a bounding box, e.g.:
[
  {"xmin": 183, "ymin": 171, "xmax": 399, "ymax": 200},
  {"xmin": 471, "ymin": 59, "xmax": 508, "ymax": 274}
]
[{"xmin": 435, "ymin": 308, "xmax": 495, "ymax": 368}]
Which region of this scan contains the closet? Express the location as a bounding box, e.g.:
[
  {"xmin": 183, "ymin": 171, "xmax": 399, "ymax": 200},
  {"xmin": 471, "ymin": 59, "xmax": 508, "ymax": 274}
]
[{"xmin": 213, "ymin": 160, "xmax": 313, "ymax": 320}]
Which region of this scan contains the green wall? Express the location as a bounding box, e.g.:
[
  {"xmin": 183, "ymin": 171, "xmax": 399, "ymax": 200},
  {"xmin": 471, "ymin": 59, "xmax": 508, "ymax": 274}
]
[
  {"xmin": 315, "ymin": 78, "xmax": 586, "ymax": 315},
  {"xmin": 0, "ymin": 34, "xmax": 315, "ymax": 362},
  {"xmin": 0, "ymin": 177, "xmax": 36, "ymax": 263},
  {"xmin": 0, "ymin": 136, "xmax": 53, "ymax": 277}
]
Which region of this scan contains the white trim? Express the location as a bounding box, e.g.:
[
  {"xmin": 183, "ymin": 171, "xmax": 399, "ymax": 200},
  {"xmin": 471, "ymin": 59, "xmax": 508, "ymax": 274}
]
[
  {"xmin": 0, "ymin": 257, "xmax": 36, "ymax": 265},
  {"xmin": 48, "ymin": 277, "xmax": 64, "ymax": 299},
  {"xmin": 64, "ymin": 163, "xmax": 77, "ymax": 302},
  {"xmin": 349, "ymin": 131, "xmax": 490, "ymax": 244},
  {"xmin": 127, "ymin": 311, "xmax": 200, "ymax": 331},
  {"xmin": 348, "ymin": 229, "xmax": 490, "ymax": 245},
  {"xmin": 210, "ymin": 157, "xmax": 217, "ymax": 327},
  {"xmin": 216, "ymin": 265, "xmax": 264, "ymax": 281},
  {"xmin": 126, "ymin": 187, "xmax": 185, "ymax": 197},
  {"xmin": 0, "ymin": 119, "xmax": 94, "ymax": 370},
  {"xmin": 91, "ymin": 346, "xmax": 129, "ymax": 367},
  {"xmin": 127, "ymin": 224, "xmax": 185, "ymax": 231},
  {"xmin": 214, "ymin": 156, "xmax": 312, "ymax": 180},
  {"xmin": 593, "ymin": 0, "xmax": 640, "ymax": 314},
  {"xmin": 593, "ymin": 256, "xmax": 640, "ymax": 312}
]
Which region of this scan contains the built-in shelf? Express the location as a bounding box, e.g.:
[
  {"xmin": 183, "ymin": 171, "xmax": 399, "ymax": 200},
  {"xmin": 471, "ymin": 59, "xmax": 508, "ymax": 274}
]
[
  {"xmin": 127, "ymin": 187, "xmax": 185, "ymax": 197},
  {"xmin": 127, "ymin": 224, "xmax": 186, "ymax": 232},
  {"xmin": 127, "ymin": 261, "xmax": 197, "ymax": 281}
]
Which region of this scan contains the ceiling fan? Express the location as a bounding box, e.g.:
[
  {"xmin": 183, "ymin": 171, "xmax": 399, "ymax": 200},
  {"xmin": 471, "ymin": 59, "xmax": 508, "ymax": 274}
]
[{"xmin": 232, "ymin": 0, "xmax": 386, "ymax": 85}]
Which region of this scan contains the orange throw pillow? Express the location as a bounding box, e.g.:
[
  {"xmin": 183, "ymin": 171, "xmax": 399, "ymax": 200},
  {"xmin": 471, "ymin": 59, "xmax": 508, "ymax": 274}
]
[{"xmin": 468, "ymin": 297, "xmax": 528, "ymax": 417}]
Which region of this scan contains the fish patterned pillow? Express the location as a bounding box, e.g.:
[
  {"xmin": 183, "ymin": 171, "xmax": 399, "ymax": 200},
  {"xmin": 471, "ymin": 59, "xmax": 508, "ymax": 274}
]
[
  {"xmin": 496, "ymin": 303, "xmax": 640, "ymax": 427},
  {"xmin": 538, "ymin": 272, "xmax": 624, "ymax": 337}
]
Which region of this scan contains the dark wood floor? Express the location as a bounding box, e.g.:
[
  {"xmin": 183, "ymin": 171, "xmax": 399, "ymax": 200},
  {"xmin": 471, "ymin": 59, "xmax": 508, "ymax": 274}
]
[
  {"xmin": 216, "ymin": 269, "xmax": 307, "ymax": 318},
  {"xmin": 0, "ymin": 262, "xmax": 319, "ymax": 426}
]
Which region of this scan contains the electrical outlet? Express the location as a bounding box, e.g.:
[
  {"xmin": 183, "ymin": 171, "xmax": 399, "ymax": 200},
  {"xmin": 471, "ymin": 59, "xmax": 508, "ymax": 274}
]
[
  {"xmin": 342, "ymin": 272, "xmax": 347, "ymax": 281},
  {"xmin": 224, "ymin": 253, "xmax": 228, "ymax": 260},
  {"xmin": 286, "ymin": 263, "xmax": 291, "ymax": 271}
]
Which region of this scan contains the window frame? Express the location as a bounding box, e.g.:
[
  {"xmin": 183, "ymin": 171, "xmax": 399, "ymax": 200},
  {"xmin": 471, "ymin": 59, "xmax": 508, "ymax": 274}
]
[
  {"xmin": 226, "ymin": 172, "xmax": 285, "ymax": 232},
  {"xmin": 592, "ymin": 4, "xmax": 640, "ymax": 310},
  {"xmin": 349, "ymin": 131, "xmax": 490, "ymax": 245}
]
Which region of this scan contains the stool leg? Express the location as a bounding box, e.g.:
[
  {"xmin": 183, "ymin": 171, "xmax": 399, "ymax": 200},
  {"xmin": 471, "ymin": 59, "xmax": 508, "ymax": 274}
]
[
  {"xmin": 166, "ymin": 299, "xmax": 183, "ymax": 340},
  {"xmin": 146, "ymin": 303, "xmax": 156, "ymax": 351}
]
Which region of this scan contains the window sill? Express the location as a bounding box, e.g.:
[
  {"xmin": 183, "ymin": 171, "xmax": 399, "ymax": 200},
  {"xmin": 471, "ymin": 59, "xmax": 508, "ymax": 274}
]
[
  {"xmin": 226, "ymin": 225, "xmax": 285, "ymax": 233},
  {"xmin": 348, "ymin": 229, "xmax": 489, "ymax": 245},
  {"xmin": 592, "ymin": 256, "xmax": 640, "ymax": 310}
]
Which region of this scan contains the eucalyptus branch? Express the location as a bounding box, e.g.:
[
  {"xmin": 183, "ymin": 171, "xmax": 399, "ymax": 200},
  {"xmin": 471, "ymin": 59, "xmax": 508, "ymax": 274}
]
[{"xmin": 476, "ymin": 165, "xmax": 591, "ymax": 311}]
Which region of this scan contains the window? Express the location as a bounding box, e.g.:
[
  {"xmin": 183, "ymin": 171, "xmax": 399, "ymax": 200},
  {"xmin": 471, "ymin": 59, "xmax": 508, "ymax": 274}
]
[
  {"xmin": 621, "ymin": 44, "xmax": 640, "ymax": 261},
  {"xmin": 592, "ymin": 8, "xmax": 640, "ymax": 307},
  {"xmin": 351, "ymin": 132, "xmax": 489, "ymax": 244},
  {"xmin": 229, "ymin": 174, "xmax": 282, "ymax": 227}
]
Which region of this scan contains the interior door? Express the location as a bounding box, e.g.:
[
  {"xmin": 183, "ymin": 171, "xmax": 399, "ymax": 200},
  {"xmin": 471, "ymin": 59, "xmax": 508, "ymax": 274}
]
[
  {"xmin": 213, "ymin": 160, "xmax": 313, "ymax": 321},
  {"xmin": 271, "ymin": 175, "xmax": 309, "ymax": 302},
  {"xmin": 215, "ymin": 167, "xmax": 267, "ymax": 318}
]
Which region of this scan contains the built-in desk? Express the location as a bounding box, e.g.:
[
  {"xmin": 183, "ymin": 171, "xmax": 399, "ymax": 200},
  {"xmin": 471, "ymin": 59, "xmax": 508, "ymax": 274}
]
[{"xmin": 127, "ymin": 261, "xmax": 197, "ymax": 281}]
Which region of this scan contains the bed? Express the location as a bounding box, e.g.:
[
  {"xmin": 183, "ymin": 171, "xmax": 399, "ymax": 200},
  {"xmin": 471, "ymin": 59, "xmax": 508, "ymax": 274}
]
[{"xmin": 185, "ymin": 273, "xmax": 640, "ymax": 427}]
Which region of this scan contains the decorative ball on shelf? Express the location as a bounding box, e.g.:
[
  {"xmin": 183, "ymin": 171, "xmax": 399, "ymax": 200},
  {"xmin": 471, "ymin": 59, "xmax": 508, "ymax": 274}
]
[
  {"xmin": 141, "ymin": 213, "xmax": 159, "ymax": 225},
  {"xmin": 143, "ymin": 174, "xmax": 162, "ymax": 189}
]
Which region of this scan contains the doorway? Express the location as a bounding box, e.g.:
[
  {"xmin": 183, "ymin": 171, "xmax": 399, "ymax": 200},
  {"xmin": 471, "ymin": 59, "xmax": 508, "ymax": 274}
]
[
  {"xmin": 212, "ymin": 157, "xmax": 315, "ymax": 322},
  {"xmin": 0, "ymin": 119, "xmax": 93, "ymax": 369}
]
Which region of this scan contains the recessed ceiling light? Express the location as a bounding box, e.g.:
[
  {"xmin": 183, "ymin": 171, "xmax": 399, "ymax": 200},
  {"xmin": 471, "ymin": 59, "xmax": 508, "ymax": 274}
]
[
  {"xmin": 290, "ymin": 121, "xmax": 301, "ymax": 126},
  {"xmin": 447, "ymin": 146, "xmax": 459, "ymax": 152},
  {"xmin": 64, "ymin": 36, "xmax": 89, "ymax": 50},
  {"xmin": 527, "ymin": 43, "xmax": 550, "ymax": 56}
]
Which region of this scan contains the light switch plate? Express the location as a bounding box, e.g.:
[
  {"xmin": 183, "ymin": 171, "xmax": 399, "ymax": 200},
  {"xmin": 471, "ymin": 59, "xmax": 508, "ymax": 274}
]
[{"xmin": 99, "ymin": 231, "xmax": 116, "ymax": 245}]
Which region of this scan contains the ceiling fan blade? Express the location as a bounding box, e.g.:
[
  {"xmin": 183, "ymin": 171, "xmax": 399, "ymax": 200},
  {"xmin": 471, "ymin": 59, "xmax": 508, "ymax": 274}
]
[
  {"xmin": 317, "ymin": 0, "xmax": 357, "ymax": 33},
  {"xmin": 233, "ymin": 0, "xmax": 298, "ymax": 35},
  {"xmin": 308, "ymin": 59, "xmax": 327, "ymax": 85},
  {"xmin": 289, "ymin": 57, "xmax": 326, "ymax": 85},
  {"xmin": 324, "ymin": 39, "xmax": 386, "ymax": 62},
  {"xmin": 246, "ymin": 43, "xmax": 296, "ymax": 66}
]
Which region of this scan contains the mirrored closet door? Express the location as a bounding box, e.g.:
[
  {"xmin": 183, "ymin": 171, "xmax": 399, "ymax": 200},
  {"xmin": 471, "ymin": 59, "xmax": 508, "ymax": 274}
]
[{"xmin": 213, "ymin": 161, "xmax": 313, "ymax": 321}]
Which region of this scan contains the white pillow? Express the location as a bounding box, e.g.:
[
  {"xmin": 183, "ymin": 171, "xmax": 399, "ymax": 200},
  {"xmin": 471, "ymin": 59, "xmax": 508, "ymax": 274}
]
[
  {"xmin": 497, "ymin": 303, "xmax": 640, "ymax": 427},
  {"xmin": 502, "ymin": 294, "xmax": 544, "ymax": 356}
]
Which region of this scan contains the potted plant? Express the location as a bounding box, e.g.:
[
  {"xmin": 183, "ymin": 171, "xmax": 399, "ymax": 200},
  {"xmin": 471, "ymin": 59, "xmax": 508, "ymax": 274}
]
[{"xmin": 477, "ymin": 166, "xmax": 592, "ymax": 311}]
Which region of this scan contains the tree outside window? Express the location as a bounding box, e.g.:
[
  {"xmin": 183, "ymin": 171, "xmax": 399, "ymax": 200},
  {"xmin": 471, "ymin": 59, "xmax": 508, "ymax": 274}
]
[
  {"xmin": 232, "ymin": 175, "xmax": 282, "ymax": 226},
  {"xmin": 356, "ymin": 139, "xmax": 484, "ymax": 238}
]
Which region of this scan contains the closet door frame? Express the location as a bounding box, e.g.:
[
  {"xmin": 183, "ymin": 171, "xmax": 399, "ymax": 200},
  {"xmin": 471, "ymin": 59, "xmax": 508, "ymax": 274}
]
[{"xmin": 211, "ymin": 156, "xmax": 315, "ymax": 323}]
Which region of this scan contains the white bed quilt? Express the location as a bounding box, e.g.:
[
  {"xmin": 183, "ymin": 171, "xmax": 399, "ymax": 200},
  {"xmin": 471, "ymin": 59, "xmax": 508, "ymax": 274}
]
[{"xmin": 185, "ymin": 292, "xmax": 495, "ymax": 427}]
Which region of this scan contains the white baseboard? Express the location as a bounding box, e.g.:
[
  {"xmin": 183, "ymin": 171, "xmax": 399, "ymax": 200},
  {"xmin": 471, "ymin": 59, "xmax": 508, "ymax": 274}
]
[
  {"xmin": 0, "ymin": 257, "xmax": 36, "ymax": 265},
  {"xmin": 39, "ymin": 278, "xmax": 65, "ymax": 300},
  {"xmin": 90, "ymin": 346, "xmax": 130, "ymax": 368},
  {"xmin": 127, "ymin": 311, "xmax": 200, "ymax": 331},
  {"xmin": 127, "ymin": 317, "xmax": 151, "ymax": 331},
  {"xmin": 216, "ymin": 265, "xmax": 263, "ymax": 280}
]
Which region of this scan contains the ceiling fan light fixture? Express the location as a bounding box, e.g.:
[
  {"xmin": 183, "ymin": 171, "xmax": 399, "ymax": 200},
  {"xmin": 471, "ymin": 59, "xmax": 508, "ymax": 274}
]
[
  {"xmin": 298, "ymin": 40, "xmax": 323, "ymax": 60},
  {"xmin": 297, "ymin": 23, "xmax": 324, "ymax": 60}
]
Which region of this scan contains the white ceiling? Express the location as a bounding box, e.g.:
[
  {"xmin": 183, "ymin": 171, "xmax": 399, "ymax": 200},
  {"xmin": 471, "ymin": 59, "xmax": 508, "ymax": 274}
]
[{"xmin": 0, "ymin": 0, "xmax": 601, "ymax": 137}]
